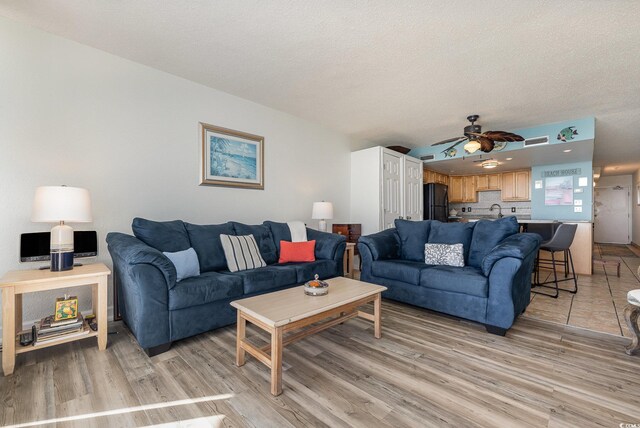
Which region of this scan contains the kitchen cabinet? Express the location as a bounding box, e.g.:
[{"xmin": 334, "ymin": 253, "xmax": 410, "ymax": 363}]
[
  {"xmin": 423, "ymin": 169, "xmax": 449, "ymax": 185},
  {"xmin": 351, "ymin": 147, "xmax": 424, "ymax": 235},
  {"xmin": 501, "ymin": 170, "xmax": 530, "ymax": 201},
  {"xmin": 448, "ymin": 175, "xmax": 477, "ymax": 203},
  {"xmin": 476, "ymin": 173, "xmax": 501, "ymax": 191}
]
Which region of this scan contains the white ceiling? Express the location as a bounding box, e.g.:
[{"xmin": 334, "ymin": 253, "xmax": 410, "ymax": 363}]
[{"xmin": 1, "ymin": 0, "xmax": 639, "ymax": 175}]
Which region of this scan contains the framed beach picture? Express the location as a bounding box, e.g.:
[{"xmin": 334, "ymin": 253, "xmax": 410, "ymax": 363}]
[
  {"xmin": 200, "ymin": 123, "xmax": 264, "ymax": 189},
  {"xmin": 544, "ymin": 176, "xmax": 574, "ymax": 206}
]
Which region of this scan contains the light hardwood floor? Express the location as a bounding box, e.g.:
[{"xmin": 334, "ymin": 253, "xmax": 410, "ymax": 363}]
[{"xmin": 1, "ymin": 300, "xmax": 639, "ymax": 427}]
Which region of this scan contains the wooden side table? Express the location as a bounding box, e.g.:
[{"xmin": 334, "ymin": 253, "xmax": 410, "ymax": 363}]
[
  {"xmin": 0, "ymin": 263, "xmax": 111, "ymax": 376},
  {"xmin": 343, "ymin": 242, "xmax": 356, "ymax": 278}
]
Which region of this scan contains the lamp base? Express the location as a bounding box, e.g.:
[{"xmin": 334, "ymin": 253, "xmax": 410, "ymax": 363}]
[
  {"xmin": 318, "ymin": 219, "xmax": 327, "ymax": 232},
  {"xmin": 51, "ymin": 250, "xmax": 74, "ymax": 271}
]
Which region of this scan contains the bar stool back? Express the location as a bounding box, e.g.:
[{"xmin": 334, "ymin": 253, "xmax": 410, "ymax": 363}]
[{"xmin": 532, "ymin": 223, "xmax": 578, "ymax": 298}]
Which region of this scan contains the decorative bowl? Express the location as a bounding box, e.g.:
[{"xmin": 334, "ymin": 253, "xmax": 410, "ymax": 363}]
[{"xmin": 304, "ymin": 274, "xmax": 328, "ymax": 296}]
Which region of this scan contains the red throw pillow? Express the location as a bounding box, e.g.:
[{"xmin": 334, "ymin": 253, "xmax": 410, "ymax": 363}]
[{"xmin": 279, "ymin": 240, "xmax": 316, "ymax": 263}]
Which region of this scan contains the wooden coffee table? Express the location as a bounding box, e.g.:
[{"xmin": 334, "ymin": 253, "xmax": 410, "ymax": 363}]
[{"xmin": 230, "ymin": 276, "xmax": 386, "ymax": 395}]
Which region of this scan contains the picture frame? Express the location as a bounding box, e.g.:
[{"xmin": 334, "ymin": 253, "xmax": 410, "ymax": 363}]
[
  {"xmin": 200, "ymin": 122, "xmax": 264, "ymax": 189},
  {"xmin": 54, "ymin": 296, "xmax": 78, "ymax": 322}
]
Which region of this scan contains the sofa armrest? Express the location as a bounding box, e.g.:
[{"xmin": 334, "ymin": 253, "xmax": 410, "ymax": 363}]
[
  {"xmin": 481, "ymin": 233, "xmax": 541, "ymax": 277},
  {"xmin": 358, "ymin": 229, "xmax": 401, "ymax": 261},
  {"xmin": 106, "ymin": 232, "xmax": 177, "ymax": 289},
  {"xmin": 306, "ymin": 228, "xmax": 347, "ymax": 261}
]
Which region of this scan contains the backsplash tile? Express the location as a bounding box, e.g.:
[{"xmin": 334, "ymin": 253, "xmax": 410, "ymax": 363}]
[{"xmin": 450, "ymin": 191, "xmax": 531, "ymax": 216}]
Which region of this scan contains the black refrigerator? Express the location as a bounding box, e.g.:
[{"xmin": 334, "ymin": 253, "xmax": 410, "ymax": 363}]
[{"xmin": 423, "ymin": 183, "xmax": 449, "ymax": 222}]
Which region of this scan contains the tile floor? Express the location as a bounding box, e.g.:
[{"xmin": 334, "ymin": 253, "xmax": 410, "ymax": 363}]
[{"xmin": 524, "ymin": 244, "xmax": 640, "ymax": 337}]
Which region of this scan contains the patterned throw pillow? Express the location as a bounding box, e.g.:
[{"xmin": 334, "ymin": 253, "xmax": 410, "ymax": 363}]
[
  {"xmin": 220, "ymin": 234, "xmax": 267, "ymax": 272},
  {"xmin": 424, "ymin": 243, "xmax": 465, "ymax": 267}
]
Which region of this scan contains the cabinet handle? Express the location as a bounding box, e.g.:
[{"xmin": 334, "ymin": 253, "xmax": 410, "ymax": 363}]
[
  {"xmin": 398, "ymin": 216, "xmax": 404, "ymax": 219},
  {"xmin": 406, "ymin": 216, "xmax": 412, "ymax": 220}
]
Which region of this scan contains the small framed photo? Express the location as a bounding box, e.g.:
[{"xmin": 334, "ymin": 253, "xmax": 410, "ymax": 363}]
[
  {"xmin": 200, "ymin": 123, "xmax": 264, "ymax": 189},
  {"xmin": 54, "ymin": 296, "xmax": 78, "ymax": 322}
]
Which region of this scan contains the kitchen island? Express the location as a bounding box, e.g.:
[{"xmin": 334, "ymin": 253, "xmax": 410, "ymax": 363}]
[{"xmin": 451, "ymin": 216, "xmax": 593, "ymax": 275}]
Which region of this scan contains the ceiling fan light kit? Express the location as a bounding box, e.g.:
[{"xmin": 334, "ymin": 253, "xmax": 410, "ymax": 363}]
[
  {"xmin": 433, "ymin": 114, "xmax": 525, "ymax": 156},
  {"xmin": 463, "ymin": 139, "xmax": 481, "ymax": 154},
  {"xmin": 481, "ymin": 160, "xmax": 499, "ymax": 169}
]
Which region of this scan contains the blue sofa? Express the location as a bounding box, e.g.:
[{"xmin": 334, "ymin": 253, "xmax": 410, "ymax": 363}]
[
  {"xmin": 106, "ymin": 218, "xmax": 346, "ymax": 355},
  {"xmin": 358, "ymin": 217, "xmax": 541, "ymax": 335}
]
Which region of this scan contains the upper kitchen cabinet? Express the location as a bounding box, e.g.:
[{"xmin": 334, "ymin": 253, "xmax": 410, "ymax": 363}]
[
  {"xmin": 351, "ymin": 147, "xmax": 424, "ymax": 235},
  {"xmin": 449, "ymin": 175, "xmax": 477, "ymax": 203},
  {"xmin": 501, "ymin": 170, "xmax": 530, "ymax": 201},
  {"xmin": 423, "ymin": 168, "xmax": 449, "ymax": 185},
  {"xmin": 476, "ymin": 173, "xmax": 501, "ymax": 191}
]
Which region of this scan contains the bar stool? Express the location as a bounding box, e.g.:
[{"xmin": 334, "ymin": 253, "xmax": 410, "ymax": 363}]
[{"xmin": 532, "ymin": 223, "xmax": 578, "ymax": 298}]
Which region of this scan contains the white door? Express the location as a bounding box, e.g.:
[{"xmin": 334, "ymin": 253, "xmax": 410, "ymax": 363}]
[
  {"xmin": 403, "ymin": 157, "xmax": 423, "ymax": 221},
  {"xmin": 382, "ymin": 151, "xmax": 402, "ymax": 230},
  {"xmin": 594, "ymin": 186, "xmax": 630, "ymax": 244}
]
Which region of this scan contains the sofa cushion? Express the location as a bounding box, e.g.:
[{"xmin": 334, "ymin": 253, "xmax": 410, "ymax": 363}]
[
  {"xmin": 262, "ymin": 221, "xmax": 292, "ymax": 254},
  {"xmin": 420, "ymin": 265, "xmax": 488, "ymax": 297},
  {"xmin": 168, "ymin": 271, "xmax": 243, "ymax": 310},
  {"xmin": 427, "ymin": 221, "xmax": 476, "ymax": 263},
  {"xmin": 227, "ymin": 265, "xmax": 298, "ymax": 295},
  {"xmin": 371, "ymin": 259, "xmax": 430, "ymax": 285},
  {"xmin": 220, "ymin": 234, "xmax": 267, "ymax": 272},
  {"xmin": 468, "ymin": 217, "xmax": 520, "ymax": 268},
  {"xmin": 395, "ymin": 219, "xmax": 431, "ymax": 262},
  {"xmin": 132, "ymin": 218, "xmax": 190, "ymax": 253},
  {"xmin": 231, "ymin": 222, "xmax": 278, "ymax": 265},
  {"xmin": 280, "ymin": 259, "xmax": 337, "ymax": 283},
  {"xmin": 163, "ymin": 247, "xmax": 200, "ymax": 282},
  {"xmin": 184, "ymin": 222, "xmax": 235, "ymax": 272}
]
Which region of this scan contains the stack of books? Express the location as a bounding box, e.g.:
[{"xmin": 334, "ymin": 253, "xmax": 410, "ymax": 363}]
[{"xmin": 36, "ymin": 312, "xmax": 86, "ymax": 344}]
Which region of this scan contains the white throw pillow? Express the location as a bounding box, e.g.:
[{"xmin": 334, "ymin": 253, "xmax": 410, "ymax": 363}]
[
  {"xmin": 220, "ymin": 234, "xmax": 267, "ymax": 272},
  {"xmin": 163, "ymin": 247, "xmax": 200, "ymax": 282},
  {"xmin": 424, "ymin": 243, "xmax": 465, "ymax": 267}
]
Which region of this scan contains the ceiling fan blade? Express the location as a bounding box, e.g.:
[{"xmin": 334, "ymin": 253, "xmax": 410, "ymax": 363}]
[
  {"xmin": 477, "ymin": 136, "xmax": 495, "ymax": 153},
  {"xmin": 483, "ymin": 131, "xmax": 525, "ymax": 142},
  {"xmin": 431, "ymin": 136, "xmax": 466, "ymax": 146}
]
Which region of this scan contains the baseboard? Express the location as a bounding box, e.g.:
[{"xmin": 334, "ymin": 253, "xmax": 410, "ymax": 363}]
[{"xmin": 0, "ymin": 305, "xmax": 114, "ymax": 348}]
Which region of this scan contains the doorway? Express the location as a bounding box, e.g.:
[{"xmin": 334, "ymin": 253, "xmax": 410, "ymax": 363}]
[{"xmin": 594, "ymin": 185, "xmax": 630, "ymax": 244}]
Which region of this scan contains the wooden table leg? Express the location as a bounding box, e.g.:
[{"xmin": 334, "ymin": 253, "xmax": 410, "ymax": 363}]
[
  {"xmin": 348, "ymin": 245, "xmax": 355, "ymax": 279},
  {"xmin": 236, "ymin": 311, "xmax": 246, "ymax": 366},
  {"xmin": 374, "ymin": 293, "xmax": 382, "ymax": 339},
  {"xmin": 2, "ymin": 287, "xmax": 16, "ymax": 376},
  {"xmin": 624, "ymin": 305, "xmax": 640, "ymax": 356},
  {"xmin": 270, "ymin": 326, "xmax": 283, "ymax": 395},
  {"xmin": 94, "ymin": 276, "xmax": 108, "ymax": 351}
]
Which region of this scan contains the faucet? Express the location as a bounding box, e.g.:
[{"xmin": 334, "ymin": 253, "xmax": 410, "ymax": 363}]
[{"xmin": 490, "ymin": 203, "xmax": 504, "ymax": 218}]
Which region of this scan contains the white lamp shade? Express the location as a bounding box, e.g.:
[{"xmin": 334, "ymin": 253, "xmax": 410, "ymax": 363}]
[
  {"xmin": 312, "ymin": 201, "xmax": 333, "ymax": 220},
  {"xmin": 31, "ymin": 186, "xmax": 93, "ymax": 223},
  {"xmin": 464, "ymin": 139, "xmax": 481, "ymax": 154}
]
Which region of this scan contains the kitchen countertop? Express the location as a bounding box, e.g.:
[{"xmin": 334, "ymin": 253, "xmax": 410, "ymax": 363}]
[{"xmin": 449, "ymin": 215, "xmax": 592, "ymax": 224}]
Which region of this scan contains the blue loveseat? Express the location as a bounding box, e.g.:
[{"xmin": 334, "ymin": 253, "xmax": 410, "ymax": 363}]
[
  {"xmin": 358, "ymin": 217, "xmax": 541, "ymax": 335},
  {"xmin": 106, "ymin": 218, "xmax": 346, "ymax": 355}
]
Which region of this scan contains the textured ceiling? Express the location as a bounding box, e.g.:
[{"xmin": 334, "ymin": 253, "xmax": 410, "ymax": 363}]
[{"xmin": 1, "ymin": 0, "xmax": 639, "ymax": 175}]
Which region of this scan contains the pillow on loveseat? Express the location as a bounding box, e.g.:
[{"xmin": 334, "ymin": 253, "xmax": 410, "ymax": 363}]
[
  {"xmin": 467, "ymin": 216, "xmax": 519, "ymax": 268},
  {"xmin": 427, "ymin": 221, "xmax": 476, "ymax": 263},
  {"xmin": 395, "ymin": 219, "xmax": 431, "ymax": 261},
  {"xmin": 424, "ymin": 243, "xmax": 464, "ymax": 267}
]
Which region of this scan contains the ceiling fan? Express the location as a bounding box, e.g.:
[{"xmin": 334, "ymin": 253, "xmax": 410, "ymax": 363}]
[{"xmin": 432, "ymin": 115, "xmax": 524, "ymax": 156}]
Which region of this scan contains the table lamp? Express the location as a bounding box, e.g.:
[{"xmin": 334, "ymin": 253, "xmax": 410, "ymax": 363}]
[
  {"xmin": 312, "ymin": 201, "xmax": 333, "ymax": 232},
  {"xmin": 31, "ymin": 186, "xmax": 93, "ymax": 271}
]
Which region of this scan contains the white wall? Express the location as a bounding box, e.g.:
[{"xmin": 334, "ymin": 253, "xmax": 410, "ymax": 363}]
[
  {"xmin": 633, "ymin": 169, "xmax": 640, "ymax": 246},
  {"xmin": 0, "ymin": 17, "xmax": 353, "ymax": 334}
]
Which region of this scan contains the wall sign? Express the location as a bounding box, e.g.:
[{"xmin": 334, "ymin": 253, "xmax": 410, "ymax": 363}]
[{"xmin": 543, "ymin": 168, "xmax": 581, "ymax": 177}]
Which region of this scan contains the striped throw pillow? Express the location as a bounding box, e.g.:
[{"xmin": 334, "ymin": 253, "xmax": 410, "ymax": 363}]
[{"xmin": 220, "ymin": 234, "xmax": 267, "ymax": 272}]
